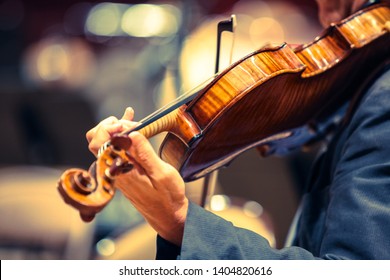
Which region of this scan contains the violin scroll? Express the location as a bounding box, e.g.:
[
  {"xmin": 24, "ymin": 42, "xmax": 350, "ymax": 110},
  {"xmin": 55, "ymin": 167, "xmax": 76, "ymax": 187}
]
[{"xmin": 57, "ymin": 135, "xmax": 133, "ymax": 222}]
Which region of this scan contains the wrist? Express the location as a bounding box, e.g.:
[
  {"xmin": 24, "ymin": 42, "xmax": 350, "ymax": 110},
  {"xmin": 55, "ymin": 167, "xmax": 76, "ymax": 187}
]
[{"xmin": 157, "ymin": 197, "xmax": 189, "ymax": 246}]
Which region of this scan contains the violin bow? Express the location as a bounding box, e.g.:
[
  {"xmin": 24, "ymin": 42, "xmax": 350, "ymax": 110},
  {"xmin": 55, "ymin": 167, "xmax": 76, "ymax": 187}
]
[{"xmin": 200, "ymin": 14, "xmax": 237, "ymax": 208}]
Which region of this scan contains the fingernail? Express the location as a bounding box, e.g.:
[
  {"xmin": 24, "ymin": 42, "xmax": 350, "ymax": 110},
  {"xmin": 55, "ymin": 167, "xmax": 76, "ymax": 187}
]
[{"xmin": 125, "ymin": 107, "xmax": 134, "ymax": 115}]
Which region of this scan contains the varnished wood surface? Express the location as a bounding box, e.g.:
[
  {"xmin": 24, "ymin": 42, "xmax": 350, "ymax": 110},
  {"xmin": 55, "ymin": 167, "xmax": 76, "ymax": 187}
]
[
  {"xmin": 160, "ymin": 3, "xmax": 390, "ymax": 181},
  {"xmin": 189, "ymin": 45, "xmax": 305, "ymax": 130}
]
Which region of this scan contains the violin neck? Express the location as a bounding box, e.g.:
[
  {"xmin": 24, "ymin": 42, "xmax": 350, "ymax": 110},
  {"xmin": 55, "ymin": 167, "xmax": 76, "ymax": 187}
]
[
  {"xmin": 137, "ymin": 108, "xmax": 180, "ymax": 139},
  {"xmin": 123, "ymin": 75, "xmax": 217, "ymax": 140}
]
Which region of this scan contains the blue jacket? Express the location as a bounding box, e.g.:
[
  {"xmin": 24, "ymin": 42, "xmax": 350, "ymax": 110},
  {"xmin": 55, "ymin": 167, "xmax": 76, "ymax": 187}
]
[{"xmin": 156, "ymin": 67, "xmax": 390, "ymax": 259}]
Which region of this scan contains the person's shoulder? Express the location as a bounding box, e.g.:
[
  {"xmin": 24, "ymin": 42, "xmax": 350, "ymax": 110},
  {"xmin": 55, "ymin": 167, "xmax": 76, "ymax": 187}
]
[
  {"xmin": 351, "ymin": 66, "xmax": 390, "ymax": 120},
  {"xmin": 361, "ymin": 67, "xmax": 390, "ymax": 102}
]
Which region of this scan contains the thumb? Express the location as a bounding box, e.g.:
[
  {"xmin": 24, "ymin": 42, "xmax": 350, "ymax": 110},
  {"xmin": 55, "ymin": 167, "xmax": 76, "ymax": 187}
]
[
  {"xmin": 121, "ymin": 107, "xmax": 134, "ymax": 121},
  {"xmin": 128, "ymin": 131, "xmax": 163, "ymax": 176}
]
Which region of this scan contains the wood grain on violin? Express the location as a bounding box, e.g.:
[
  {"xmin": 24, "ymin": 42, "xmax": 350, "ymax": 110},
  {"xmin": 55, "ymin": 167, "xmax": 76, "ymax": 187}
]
[
  {"xmin": 58, "ymin": 3, "xmax": 390, "ymax": 221},
  {"xmin": 163, "ymin": 3, "xmax": 390, "ymax": 180}
]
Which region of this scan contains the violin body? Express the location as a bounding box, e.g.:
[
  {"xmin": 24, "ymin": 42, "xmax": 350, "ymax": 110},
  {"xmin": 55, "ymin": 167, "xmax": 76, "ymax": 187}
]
[
  {"xmin": 58, "ymin": 3, "xmax": 390, "ymax": 221},
  {"xmin": 161, "ymin": 3, "xmax": 390, "ymax": 181}
]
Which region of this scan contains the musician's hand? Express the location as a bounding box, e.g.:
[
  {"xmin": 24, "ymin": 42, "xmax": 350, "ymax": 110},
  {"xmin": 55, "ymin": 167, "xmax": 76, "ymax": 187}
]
[
  {"xmin": 115, "ymin": 131, "xmax": 188, "ymax": 246},
  {"xmin": 86, "ymin": 107, "xmax": 188, "ymax": 246},
  {"xmin": 86, "ymin": 107, "xmax": 137, "ymax": 156}
]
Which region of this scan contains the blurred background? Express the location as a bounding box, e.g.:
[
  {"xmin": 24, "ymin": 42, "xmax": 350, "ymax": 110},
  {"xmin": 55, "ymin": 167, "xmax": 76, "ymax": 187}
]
[{"xmin": 0, "ymin": 0, "xmax": 323, "ymax": 259}]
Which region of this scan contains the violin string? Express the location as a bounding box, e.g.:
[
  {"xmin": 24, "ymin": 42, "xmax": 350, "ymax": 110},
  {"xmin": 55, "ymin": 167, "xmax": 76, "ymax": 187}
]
[
  {"xmin": 97, "ymin": 74, "xmax": 218, "ymax": 156},
  {"xmin": 123, "ymin": 74, "xmax": 217, "ymax": 135}
]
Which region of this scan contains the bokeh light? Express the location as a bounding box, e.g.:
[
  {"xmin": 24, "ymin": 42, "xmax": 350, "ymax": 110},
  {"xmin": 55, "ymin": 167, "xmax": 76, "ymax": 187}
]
[
  {"xmin": 23, "ymin": 37, "xmax": 95, "ymax": 89},
  {"xmin": 85, "ymin": 3, "xmax": 181, "ymax": 38},
  {"xmin": 85, "ymin": 2, "xmax": 126, "ymax": 36},
  {"xmin": 122, "ymin": 4, "xmax": 180, "ymax": 37}
]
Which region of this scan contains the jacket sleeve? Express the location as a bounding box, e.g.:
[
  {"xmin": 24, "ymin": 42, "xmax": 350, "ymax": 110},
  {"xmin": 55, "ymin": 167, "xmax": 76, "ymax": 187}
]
[
  {"xmin": 156, "ymin": 201, "xmax": 318, "ymax": 259},
  {"xmin": 178, "ymin": 202, "xmax": 318, "ymax": 259}
]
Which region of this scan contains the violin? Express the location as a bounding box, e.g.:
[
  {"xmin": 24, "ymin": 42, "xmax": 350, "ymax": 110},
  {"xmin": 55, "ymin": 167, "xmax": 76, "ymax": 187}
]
[{"xmin": 58, "ymin": 3, "xmax": 390, "ymax": 222}]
